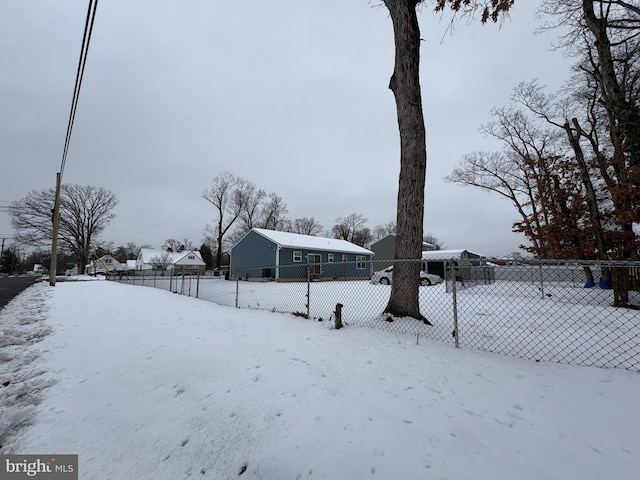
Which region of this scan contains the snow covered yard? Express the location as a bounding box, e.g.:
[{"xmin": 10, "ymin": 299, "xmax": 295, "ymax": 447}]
[
  {"xmin": 1, "ymin": 280, "xmax": 639, "ymax": 479},
  {"xmin": 137, "ymin": 276, "xmax": 640, "ymax": 370}
]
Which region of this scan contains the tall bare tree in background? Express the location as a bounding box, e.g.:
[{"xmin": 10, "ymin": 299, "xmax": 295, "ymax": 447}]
[
  {"xmin": 237, "ymin": 181, "xmax": 266, "ymax": 231},
  {"xmin": 258, "ymin": 192, "xmax": 289, "ymax": 231},
  {"xmin": 332, "ymin": 213, "xmax": 371, "ymax": 247},
  {"xmin": 162, "ymin": 238, "xmax": 195, "ymax": 252},
  {"xmin": 373, "ymin": 221, "xmax": 396, "ymax": 241},
  {"xmin": 381, "ymin": 0, "xmax": 514, "ymax": 320},
  {"xmin": 202, "ymin": 172, "xmax": 245, "ymax": 268},
  {"xmin": 10, "ymin": 184, "xmax": 118, "ymax": 274},
  {"xmin": 291, "ymin": 217, "xmax": 324, "ymax": 236}
]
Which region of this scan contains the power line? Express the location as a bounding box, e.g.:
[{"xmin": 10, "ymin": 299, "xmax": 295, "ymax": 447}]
[
  {"xmin": 50, "ymin": 0, "xmax": 99, "ymax": 286},
  {"xmin": 60, "ymin": 0, "xmax": 99, "ymax": 176}
]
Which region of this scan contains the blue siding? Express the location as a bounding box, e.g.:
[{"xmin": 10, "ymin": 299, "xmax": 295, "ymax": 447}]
[
  {"xmin": 230, "ymin": 230, "xmax": 372, "ymax": 281},
  {"xmin": 278, "ymin": 249, "xmax": 371, "ymax": 280},
  {"xmin": 230, "ymin": 230, "xmax": 277, "ymax": 279}
]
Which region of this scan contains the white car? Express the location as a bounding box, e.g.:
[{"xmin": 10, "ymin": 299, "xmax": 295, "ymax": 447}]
[{"xmin": 371, "ymin": 266, "xmax": 443, "ymax": 286}]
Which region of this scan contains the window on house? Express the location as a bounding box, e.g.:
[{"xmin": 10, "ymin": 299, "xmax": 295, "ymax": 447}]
[
  {"xmin": 328, "ymin": 253, "xmax": 334, "ymax": 263},
  {"xmin": 342, "ymin": 254, "xmax": 347, "ymax": 263},
  {"xmin": 188, "ymin": 255, "xmax": 195, "ymax": 260},
  {"xmin": 293, "ymin": 251, "xmax": 302, "ymax": 262},
  {"xmin": 356, "ymin": 256, "xmax": 366, "ymax": 269}
]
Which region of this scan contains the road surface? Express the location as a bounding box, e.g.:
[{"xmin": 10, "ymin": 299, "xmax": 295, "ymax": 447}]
[{"xmin": 0, "ymin": 276, "xmax": 41, "ymax": 311}]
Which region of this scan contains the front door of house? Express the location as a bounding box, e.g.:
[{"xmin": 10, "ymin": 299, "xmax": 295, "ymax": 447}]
[{"xmin": 307, "ymin": 254, "xmax": 321, "ymax": 280}]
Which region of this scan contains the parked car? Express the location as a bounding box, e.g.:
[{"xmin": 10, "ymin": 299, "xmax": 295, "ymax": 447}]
[{"xmin": 371, "ymin": 266, "xmax": 443, "ymax": 286}]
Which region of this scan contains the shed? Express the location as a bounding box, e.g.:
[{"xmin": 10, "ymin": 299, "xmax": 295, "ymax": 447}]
[
  {"xmin": 230, "ymin": 228, "xmax": 374, "ymax": 281},
  {"xmin": 421, "ymin": 249, "xmax": 492, "ymax": 284}
]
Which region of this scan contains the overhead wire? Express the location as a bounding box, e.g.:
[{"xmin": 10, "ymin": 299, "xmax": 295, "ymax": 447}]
[{"xmin": 60, "ymin": 0, "xmax": 99, "ymax": 176}]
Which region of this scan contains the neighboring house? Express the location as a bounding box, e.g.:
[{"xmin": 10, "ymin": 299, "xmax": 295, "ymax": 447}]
[
  {"xmin": 421, "ymin": 249, "xmax": 489, "ymax": 281},
  {"xmin": 230, "ymin": 228, "xmax": 374, "ymax": 282},
  {"xmin": 370, "ymin": 234, "xmax": 437, "ymax": 270},
  {"xmin": 86, "ymin": 254, "xmax": 124, "ymax": 275},
  {"xmin": 125, "ymin": 259, "xmax": 136, "ymax": 272},
  {"xmin": 136, "ymin": 248, "xmax": 206, "ymax": 273}
]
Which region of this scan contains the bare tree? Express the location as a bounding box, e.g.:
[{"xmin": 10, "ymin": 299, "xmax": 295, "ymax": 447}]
[
  {"xmin": 381, "ymin": 0, "xmax": 513, "ymax": 321},
  {"xmin": 163, "ymin": 238, "xmax": 182, "ymax": 252},
  {"xmin": 332, "ymin": 213, "xmax": 367, "ymax": 240},
  {"xmin": 124, "ymin": 242, "xmax": 142, "ymax": 259},
  {"xmin": 539, "ymin": 0, "xmax": 640, "ymax": 260},
  {"xmin": 202, "ymin": 172, "xmax": 245, "ymax": 268},
  {"xmin": 238, "ymin": 181, "xmax": 266, "ymax": 231},
  {"xmin": 257, "ymin": 192, "xmax": 289, "ymax": 231},
  {"xmin": 423, "ymin": 234, "xmax": 445, "ymax": 250},
  {"xmin": 10, "ymin": 184, "xmax": 117, "ymax": 274},
  {"xmin": 445, "ymin": 103, "xmax": 589, "ymax": 260},
  {"xmin": 149, "ymin": 252, "xmax": 172, "ymax": 275},
  {"xmin": 162, "ymin": 238, "xmax": 195, "ymax": 252},
  {"xmin": 373, "ymin": 221, "xmax": 396, "ymax": 241},
  {"xmin": 352, "ymin": 227, "xmax": 373, "ymax": 248},
  {"xmin": 181, "ymin": 238, "xmax": 196, "ymax": 251},
  {"xmin": 291, "ymin": 217, "xmax": 324, "ymax": 236}
]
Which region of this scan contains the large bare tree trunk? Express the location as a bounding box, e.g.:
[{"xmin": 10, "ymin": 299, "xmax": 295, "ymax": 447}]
[{"xmin": 383, "ymin": 0, "xmax": 428, "ymax": 322}]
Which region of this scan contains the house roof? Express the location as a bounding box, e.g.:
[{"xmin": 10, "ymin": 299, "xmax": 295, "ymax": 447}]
[
  {"xmin": 138, "ymin": 248, "xmax": 204, "ymax": 264},
  {"xmin": 421, "ymin": 249, "xmax": 484, "ymax": 260},
  {"xmin": 371, "ymin": 234, "xmax": 435, "ymax": 250},
  {"xmin": 250, "ymin": 228, "xmax": 373, "ymax": 255}
]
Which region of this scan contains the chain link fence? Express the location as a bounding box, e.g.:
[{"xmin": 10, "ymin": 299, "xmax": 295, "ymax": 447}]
[{"xmin": 109, "ymin": 259, "xmax": 640, "ymax": 372}]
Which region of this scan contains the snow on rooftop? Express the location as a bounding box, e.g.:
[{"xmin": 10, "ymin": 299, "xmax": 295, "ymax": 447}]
[
  {"xmin": 139, "ymin": 248, "xmax": 203, "ymax": 263},
  {"xmin": 252, "ymin": 228, "xmax": 373, "ymax": 255},
  {"xmin": 421, "ymin": 249, "xmax": 484, "ymax": 259}
]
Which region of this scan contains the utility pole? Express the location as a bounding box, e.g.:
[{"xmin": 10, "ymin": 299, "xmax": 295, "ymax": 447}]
[
  {"xmin": 1, "ymin": 238, "xmax": 4, "ymax": 257},
  {"xmin": 50, "ymin": 172, "xmax": 62, "ymax": 286}
]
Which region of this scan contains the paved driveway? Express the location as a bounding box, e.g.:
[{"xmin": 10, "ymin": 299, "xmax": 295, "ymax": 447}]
[{"xmin": 0, "ymin": 276, "xmax": 41, "ymax": 311}]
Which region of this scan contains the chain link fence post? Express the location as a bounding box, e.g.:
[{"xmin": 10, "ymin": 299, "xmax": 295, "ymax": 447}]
[
  {"xmin": 235, "ymin": 272, "xmax": 239, "ymax": 308},
  {"xmin": 306, "ymin": 265, "xmax": 311, "ymax": 318},
  {"xmin": 451, "ymin": 261, "xmax": 459, "ymax": 348}
]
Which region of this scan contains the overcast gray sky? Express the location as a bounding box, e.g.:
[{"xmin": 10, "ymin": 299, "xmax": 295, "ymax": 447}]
[{"xmin": 0, "ymin": 1, "xmax": 573, "ymax": 257}]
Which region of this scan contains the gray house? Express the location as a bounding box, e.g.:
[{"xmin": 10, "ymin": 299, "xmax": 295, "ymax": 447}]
[
  {"xmin": 370, "ymin": 234, "xmax": 436, "ymax": 269},
  {"xmin": 230, "ymin": 228, "xmax": 374, "ymax": 282}
]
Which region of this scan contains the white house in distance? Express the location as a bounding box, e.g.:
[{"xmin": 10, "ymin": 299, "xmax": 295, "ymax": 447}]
[
  {"xmin": 136, "ymin": 248, "xmax": 206, "ymax": 273},
  {"xmin": 86, "ymin": 254, "xmax": 125, "ymax": 275}
]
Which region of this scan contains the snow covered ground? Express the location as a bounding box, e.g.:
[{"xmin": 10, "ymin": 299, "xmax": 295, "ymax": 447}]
[
  {"xmin": 1, "ymin": 279, "xmax": 639, "ymax": 479},
  {"xmin": 123, "ymin": 275, "xmax": 640, "ymax": 371}
]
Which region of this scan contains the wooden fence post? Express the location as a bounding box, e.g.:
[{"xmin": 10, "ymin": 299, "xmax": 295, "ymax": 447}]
[{"xmin": 334, "ymin": 303, "xmax": 343, "ymax": 330}]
